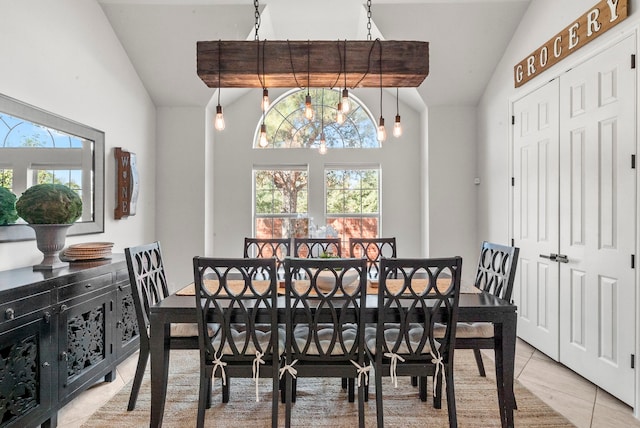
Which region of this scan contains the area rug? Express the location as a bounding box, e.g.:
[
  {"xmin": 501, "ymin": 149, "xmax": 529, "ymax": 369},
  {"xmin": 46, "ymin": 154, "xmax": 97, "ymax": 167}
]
[{"xmin": 83, "ymin": 350, "xmax": 573, "ymax": 427}]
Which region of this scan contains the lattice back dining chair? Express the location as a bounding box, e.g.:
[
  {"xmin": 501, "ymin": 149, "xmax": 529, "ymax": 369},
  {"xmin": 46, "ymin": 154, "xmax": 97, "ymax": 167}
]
[
  {"xmin": 192, "ymin": 257, "xmax": 282, "ymax": 428},
  {"xmin": 454, "ymin": 241, "xmax": 519, "ymax": 377},
  {"xmin": 243, "ymin": 237, "xmax": 291, "ymax": 278},
  {"xmin": 293, "ymin": 237, "xmax": 341, "ymax": 258},
  {"xmin": 282, "ymin": 257, "xmax": 368, "ymax": 428},
  {"xmin": 367, "ymin": 257, "xmax": 463, "ymax": 428},
  {"xmin": 124, "ymin": 242, "xmax": 201, "ymax": 411},
  {"xmin": 349, "ymin": 237, "xmax": 397, "ymax": 278}
]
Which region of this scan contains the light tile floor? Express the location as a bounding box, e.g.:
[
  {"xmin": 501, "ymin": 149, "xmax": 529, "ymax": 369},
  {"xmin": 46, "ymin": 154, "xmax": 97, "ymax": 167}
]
[{"xmin": 58, "ymin": 339, "xmax": 640, "ymax": 427}]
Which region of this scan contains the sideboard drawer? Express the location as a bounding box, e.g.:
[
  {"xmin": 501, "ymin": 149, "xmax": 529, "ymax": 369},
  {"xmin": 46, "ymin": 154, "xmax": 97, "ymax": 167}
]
[
  {"xmin": 0, "ymin": 290, "xmax": 51, "ymax": 328},
  {"xmin": 58, "ymin": 273, "xmax": 112, "ymax": 302}
]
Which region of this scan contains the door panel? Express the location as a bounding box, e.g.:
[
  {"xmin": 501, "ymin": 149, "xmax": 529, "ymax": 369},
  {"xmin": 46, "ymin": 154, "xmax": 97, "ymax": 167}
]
[
  {"xmin": 513, "ymin": 79, "xmax": 560, "ymax": 359},
  {"xmin": 558, "ymin": 35, "xmax": 636, "ymax": 405}
]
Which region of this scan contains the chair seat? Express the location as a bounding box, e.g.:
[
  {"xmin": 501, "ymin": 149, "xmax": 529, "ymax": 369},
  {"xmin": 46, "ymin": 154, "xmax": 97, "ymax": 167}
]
[
  {"xmin": 293, "ymin": 324, "xmax": 357, "ymax": 355},
  {"xmin": 212, "ymin": 325, "xmax": 285, "ymax": 356},
  {"xmin": 171, "ymin": 323, "xmax": 218, "ymax": 337},
  {"xmin": 433, "ymin": 322, "xmax": 494, "ymax": 339},
  {"xmin": 364, "ymin": 325, "xmax": 437, "ymax": 355}
]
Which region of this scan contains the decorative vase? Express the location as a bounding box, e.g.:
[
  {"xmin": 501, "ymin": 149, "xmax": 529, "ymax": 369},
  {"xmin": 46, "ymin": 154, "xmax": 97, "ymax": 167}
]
[{"xmin": 28, "ymin": 224, "xmax": 72, "ymax": 271}]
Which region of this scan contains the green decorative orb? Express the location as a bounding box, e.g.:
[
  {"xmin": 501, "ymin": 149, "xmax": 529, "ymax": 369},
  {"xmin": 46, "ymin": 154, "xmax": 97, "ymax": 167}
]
[
  {"xmin": 16, "ymin": 184, "xmax": 83, "ymax": 224},
  {"xmin": 0, "ymin": 187, "xmax": 19, "ymax": 225}
]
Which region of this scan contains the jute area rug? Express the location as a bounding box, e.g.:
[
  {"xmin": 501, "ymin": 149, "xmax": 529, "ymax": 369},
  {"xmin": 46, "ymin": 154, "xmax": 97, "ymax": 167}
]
[{"xmin": 83, "ymin": 350, "xmax": 573, "ymax": 427}]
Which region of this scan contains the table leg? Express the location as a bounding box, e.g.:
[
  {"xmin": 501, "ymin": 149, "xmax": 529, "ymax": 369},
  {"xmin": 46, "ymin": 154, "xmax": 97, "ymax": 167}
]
[
  {"xmin": 150, "ymin": 315, "xmax": 170, "ymax": 428},
  {"xmin": 494, "ymin": 315, "xmax": 517, "ymax": 428}
]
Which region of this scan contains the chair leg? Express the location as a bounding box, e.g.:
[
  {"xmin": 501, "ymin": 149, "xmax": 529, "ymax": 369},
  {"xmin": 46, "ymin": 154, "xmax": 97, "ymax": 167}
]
[
  {"xmin": 411, "ymin": 376, "xmax": 418, "ymax": 387},
  {"xmin": 445, "ymin": 370, "xmax": 458, "ymax": 428},
  {"xmin": 418, "ymin": 376, "xmax": 428, "ymax": 402},
  {"xmin": 292, "ymin": 377, "xmax": 297, "ymax": 403},
  {"xmin": 348, "ymin": 378, "xmax": 355, "ymax": 402},
  {"xmin": 375, "ymin": 366, "xmax": 384, "ymax": 428},
  {"xmin": 473, "ymin": 348, "xmax": 487, "ymax": 377},
  {"xmin": 222, "ymin": 377, "xmax": 230, "ymax": 403},
  {"xmin": 341, "ymin": 377, "xmax": 348, "ymax": 389},
  {"xmin": 127, "ymin": 347, "xmax": 149, "ymax": 411},
  {"xmin": 205, "ymin": 374, "xmax": 212, "ymax": 408},
  {"xmin": 197, "ymin": 366, "xmax": 213, "ymax": 428},
  {"xmin": 433, "ymin": 373, "xmax": 442, "ymax": 409},
  {"xmin": 357, "ymin": 380, "xmax": 365, "ymax": 428}
]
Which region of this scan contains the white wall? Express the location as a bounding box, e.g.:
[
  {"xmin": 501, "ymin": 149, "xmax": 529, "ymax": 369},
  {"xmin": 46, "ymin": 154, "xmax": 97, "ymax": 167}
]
[
  {"xmin": 427, "ymin": 106, "xmax": 478, "ymax": 282},
  {"xmin": 156, "ymin": 107, "xmax": 209, "ymax": 291},
  {"xmin": 212, "ymin": 87, "xmax": 424, "ymax": 261},
  {"xmin": 0, "ymin": 0, "xmax": 156, "ymax": 271}
]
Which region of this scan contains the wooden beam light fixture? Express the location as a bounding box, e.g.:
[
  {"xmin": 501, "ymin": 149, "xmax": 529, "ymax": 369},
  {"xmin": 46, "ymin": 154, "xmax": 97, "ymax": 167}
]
[{"xmin": 197, "ymin": 39, "xmax": 429, "ymax": 89}]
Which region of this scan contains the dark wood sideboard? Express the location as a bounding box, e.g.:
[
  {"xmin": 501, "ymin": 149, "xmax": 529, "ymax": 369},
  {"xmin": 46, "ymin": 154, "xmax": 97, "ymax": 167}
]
[{"xmin": 0, "ymin": 254, "xmax": 139, "ymax": 428}]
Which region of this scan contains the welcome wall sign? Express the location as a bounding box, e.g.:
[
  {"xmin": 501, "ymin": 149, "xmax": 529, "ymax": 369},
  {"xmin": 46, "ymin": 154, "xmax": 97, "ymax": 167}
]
[{"xmin": 514, "ymin": 0, "xmax": 628, "ymax": 88}]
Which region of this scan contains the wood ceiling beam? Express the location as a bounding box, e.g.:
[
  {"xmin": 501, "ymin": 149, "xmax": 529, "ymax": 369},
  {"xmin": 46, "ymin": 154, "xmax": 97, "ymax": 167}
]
[{"xmin": 197, "ymin": 40, "xmax": 429, "ymax": 89}]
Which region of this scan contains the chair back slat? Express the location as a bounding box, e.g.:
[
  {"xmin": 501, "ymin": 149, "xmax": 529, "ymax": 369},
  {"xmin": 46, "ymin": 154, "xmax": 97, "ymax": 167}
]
[
  {"xmin": 125, "ymin": 242, "xmax": 169, "ymax": 337},
  {"xmin": 474, "ymin": 241, "xmax": 520, "ymax": 302},
  {"xmin": 243, "ymin": 237, "xmax": 290, "ymax": 276},
  {"xmin": 284, "ymin": 257, "xmax": 367, "ymax": 361},
  {"xmin": 377, "ymin": 257, "xmax": 462, "ymax": 360},
  {"xmin": 193, "ymin": 257, "xmax": 279, "ymax": 360},
  {"xmin": 293, "ymin": 238, "xmax": 341, "ymax": 258},
  {"xmin": 349, "ymin": 237, "xmax": 397, "ymax": 278}
]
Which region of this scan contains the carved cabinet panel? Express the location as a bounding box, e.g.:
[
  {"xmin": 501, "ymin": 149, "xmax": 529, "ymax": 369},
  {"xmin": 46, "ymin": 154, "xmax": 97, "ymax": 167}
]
[
  {"xmin": 57, "ymin": 291, "xmax": 113, "ymax": 403},
  {"xmin": 0, "ymin": 255, "xmax": 139, "ymax": 428},
  {"xmin": 114, "ymin": 269, "xmax": 139, "ymax": 360},
  {"xmin": 0, "ymin": 307, "xmax": 53, "ymax": 427}
]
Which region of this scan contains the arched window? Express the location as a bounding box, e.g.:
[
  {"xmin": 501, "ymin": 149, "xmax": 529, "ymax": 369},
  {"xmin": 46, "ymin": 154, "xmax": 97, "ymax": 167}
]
[{"xmin": 253, "ymin": 88, "xmax": 379, "ymax": 149}]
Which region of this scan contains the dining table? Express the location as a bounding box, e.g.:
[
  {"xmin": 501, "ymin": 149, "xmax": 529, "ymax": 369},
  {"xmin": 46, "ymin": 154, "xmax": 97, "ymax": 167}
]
[{"xmin": 149, "ymin": 282, "xmax": 517, "ymax": 428}]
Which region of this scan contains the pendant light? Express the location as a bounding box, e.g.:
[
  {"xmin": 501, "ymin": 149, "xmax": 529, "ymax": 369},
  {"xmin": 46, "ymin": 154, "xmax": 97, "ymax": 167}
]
[
  {"xmin": 304, "ymin": 40, "xmax": 314, "ymax": 120},
  {"xmin": 259, "ymin": 122, "xmax": 268, "ymax": 147},
  {"xmin": 260, "ymin": 41, "xmax": 270, "ymax": 111},
  {"xmin": 319, "ymin": 88, "xmax": 327, "ymax": 154},
  {"xmin": 377, "ymin": 40, "xmax": 386, "ymax": 142},
  {"xmin": 214, "ymin": 40, "xmax": 225, "ymax": 131},
  {"xmin": 393, "ymin": 88, "xmax": 402, "ymax": 138},
  {"xmin": 341, "ymin": 41, "xmax": 350, "ymax": 114}
]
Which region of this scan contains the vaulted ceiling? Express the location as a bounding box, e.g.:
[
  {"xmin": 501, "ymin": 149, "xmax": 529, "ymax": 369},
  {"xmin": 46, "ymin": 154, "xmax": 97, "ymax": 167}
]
[{"xmin": 99, "ymin": 0, "xmax": 530, "ymax": 109}]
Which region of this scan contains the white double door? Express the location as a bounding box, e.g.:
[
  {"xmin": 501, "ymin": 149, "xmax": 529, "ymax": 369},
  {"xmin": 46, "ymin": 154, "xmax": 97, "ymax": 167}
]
[{"xmin": 513, "ymin": 35, "xmax": 636, "ymax": 405}]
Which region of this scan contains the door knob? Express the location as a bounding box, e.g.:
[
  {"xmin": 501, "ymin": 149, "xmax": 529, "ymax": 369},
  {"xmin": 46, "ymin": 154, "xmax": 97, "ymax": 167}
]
[{"xmin": 540, "ymin": 253, "xmax": 558, "ymax": 261}]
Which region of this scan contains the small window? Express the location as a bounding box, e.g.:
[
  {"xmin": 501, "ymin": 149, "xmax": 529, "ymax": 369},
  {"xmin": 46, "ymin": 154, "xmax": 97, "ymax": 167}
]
[
  {"xmin": 325, "ymin": 167, "xmax": 380, "ymax": 255},
  {"xmin": 254, "ymin": 167, "xmax": 308, "ymax": 238}
]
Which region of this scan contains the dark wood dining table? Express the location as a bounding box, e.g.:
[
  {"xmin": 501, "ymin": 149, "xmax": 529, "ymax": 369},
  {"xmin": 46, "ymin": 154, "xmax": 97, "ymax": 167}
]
[{"xmin": 149, "ymin": 289, "xmax": 517, "ymax": 428}]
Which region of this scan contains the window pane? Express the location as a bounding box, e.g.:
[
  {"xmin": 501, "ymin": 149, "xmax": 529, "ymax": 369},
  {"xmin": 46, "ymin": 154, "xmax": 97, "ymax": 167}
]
[
  {"xmin": 0, "ymin": 169, "xmax": 12, "ymax": 191},
  {"xmin": 255, "ymin": 89, "xmax": 379, "ymax": 150},
  {"xmin": 254, "ymin": 168, "xmax": 308, "ymax": 239},
  {"xmin": 325, "ymin": 168, "xmax": 380, "ymax": 254}
]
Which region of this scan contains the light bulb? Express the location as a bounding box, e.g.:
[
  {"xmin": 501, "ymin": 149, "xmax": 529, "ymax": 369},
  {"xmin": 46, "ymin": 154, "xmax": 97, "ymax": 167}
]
[
  {"xmin": 259, "ymin": 124, "xmax": 268, "ymax": 147},
  {"xmin": 341, "ymin": 89, "xmax": 350, "ymax": 113},
  {"xmin": 393, "ymin": 114, "xmax": 402, "ymax": 138},
  {"xmin": 304, "ymin": 94, "xmax": 314, "ymax": 120},
  {"xmin": 214, "ymin": 105, "xmax": 225, "ymax": 131},
  {"xmin": 377, "ymin": 117, "xmax": 386, "ymax": 142},
  {"xmin": 261, "ymin": 88, "xmax": 270, "ymax": 111},
  {"xmin": 336, "ymin": 103, "xmax": 345, "ymax": 125},
  {"xmin": 319, "ymin": 134, "xmax": 327, "ymax": 155}
]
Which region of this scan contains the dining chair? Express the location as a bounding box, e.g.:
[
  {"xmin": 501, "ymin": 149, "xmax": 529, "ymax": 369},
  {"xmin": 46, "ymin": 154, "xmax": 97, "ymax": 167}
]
[
  {"xmin": 282, "ymin": 257, "xmax": 368, "ymax": 428},
  {"xmin": 243, "ymin": 237, "xmax": 291, "ymax": 277},
  {"xmin": 366, "ymin": 256, "xmax": 463, "ymax": 428},
  {"xmin": 293, "ymin": 237, "xmax": 341, "ymax": 258},
  {"xmin": 349, "ymin": 237, "xmax": 397, "ymax": 278},
  {"xmin": 192, "ymin": 257, "xmax": 282, "ymax": 428},
  {"xmin": 449, "ymin": 241, "xmax": 520, "ymax": 377},
  {"xmin": 124, "ymin": 242, "xmax": 204, "ymax": 411}
]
